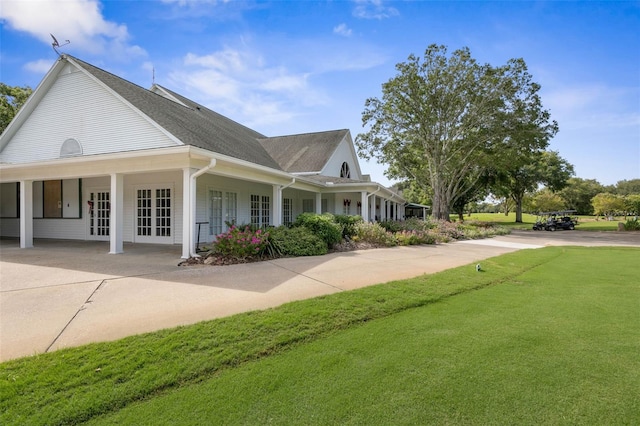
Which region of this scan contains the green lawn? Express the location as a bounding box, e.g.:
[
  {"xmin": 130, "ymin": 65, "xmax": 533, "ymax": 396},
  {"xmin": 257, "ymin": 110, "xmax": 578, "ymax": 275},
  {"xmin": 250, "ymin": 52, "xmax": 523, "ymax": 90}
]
[
  {"xmin": 2, "ymin": 246, "xmax": 638, "ymax": 425},
  {"xmin": 460, "ymin": 212, "xmax": 627, "ymax": 231}
]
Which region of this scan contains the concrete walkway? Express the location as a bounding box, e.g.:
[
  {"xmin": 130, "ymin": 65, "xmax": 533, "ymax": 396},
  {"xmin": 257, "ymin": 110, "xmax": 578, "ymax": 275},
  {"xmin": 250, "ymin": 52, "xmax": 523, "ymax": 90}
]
[{"xmin": 1, "ymin": 231, "xmax": 638, "ymax": 362}]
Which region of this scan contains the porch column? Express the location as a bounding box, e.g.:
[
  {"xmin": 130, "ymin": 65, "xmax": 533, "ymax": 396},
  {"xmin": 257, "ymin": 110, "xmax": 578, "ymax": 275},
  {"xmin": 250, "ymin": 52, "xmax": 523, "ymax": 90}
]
[
  {"xmin": 19, "ymin": 180, "xmax": 33, "ymax": 248},
  {"xmin": 371, "ymin": 195, "xmax": 376, "ymax": 221},
  {"xmin": 109, "ymin": 173, "xmax": 124, "ymax": 254},
  {"xmin": 315, "ymin": 192, "xmax": 322, "ymax": 214},
  {"xmin": 182, "ymin": 168, "xmax": 191, "ymax": 259},
  {"xmin": 360, "ymin": 191, "xmax": 368, "ymax": 222},
  {"xmin": 272, "ymin": 185, "xmax": 282, "ymax": 227}
]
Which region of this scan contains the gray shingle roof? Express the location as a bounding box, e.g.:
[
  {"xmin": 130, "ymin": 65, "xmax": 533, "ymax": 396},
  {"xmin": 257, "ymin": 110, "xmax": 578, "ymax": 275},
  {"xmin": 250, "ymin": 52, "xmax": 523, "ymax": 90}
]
[
  {"xmin": 68, "ymin": 56, "xmax": 282, "ymax": 170},
  {"xmin": 258, "ymin": 130, "xmax": 348, "ymax": 173},
  {"xmin": 304, "ymin": 175, "xmax": 366, "ymax": 184}
]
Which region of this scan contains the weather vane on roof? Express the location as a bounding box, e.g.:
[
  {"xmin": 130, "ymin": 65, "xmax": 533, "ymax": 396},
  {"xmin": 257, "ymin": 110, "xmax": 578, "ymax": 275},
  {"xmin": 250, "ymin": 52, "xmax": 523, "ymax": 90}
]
[{"xmin": 50, "ymin": 34, "xmax": 70, "ymax": 55}]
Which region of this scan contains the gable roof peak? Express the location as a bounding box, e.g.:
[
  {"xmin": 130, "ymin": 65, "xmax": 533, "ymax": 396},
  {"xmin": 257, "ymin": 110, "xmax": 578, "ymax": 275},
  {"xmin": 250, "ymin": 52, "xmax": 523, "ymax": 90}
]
[{"xmin": 60, "ymin": 55, "xmax": 280, "ymax": 169}]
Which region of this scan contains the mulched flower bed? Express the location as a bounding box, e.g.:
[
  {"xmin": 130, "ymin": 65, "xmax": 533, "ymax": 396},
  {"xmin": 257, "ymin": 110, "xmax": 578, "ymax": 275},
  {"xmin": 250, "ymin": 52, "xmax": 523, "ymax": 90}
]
[{"xmin": 178, "ymin": 240, "xmax": 391, "ymax": 267}]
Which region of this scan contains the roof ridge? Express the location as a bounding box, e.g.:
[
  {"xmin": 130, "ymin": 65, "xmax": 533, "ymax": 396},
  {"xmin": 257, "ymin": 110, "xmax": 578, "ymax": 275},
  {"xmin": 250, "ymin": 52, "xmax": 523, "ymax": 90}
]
[
  {"xmin": 261, "ymin": 129, "xmax": 348, "ymax": 140},
  {"xmin": 66, "ymin": 55, "xmax": 197, "ymax": 112}
]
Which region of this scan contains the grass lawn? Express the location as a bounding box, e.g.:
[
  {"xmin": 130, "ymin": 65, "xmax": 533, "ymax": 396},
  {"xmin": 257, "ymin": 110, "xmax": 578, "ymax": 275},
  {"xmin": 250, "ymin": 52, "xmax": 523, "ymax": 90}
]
[
  {"xmin": 2, "ymin": 247, "xmax": 638, "ymax": 425},
  {"xmin": 88, "ymin": 246, "xmax": 640, "ymax": 425},
  {"xmin": 461, "ymin": 212, "xmax": 628, "ymax": 232}
]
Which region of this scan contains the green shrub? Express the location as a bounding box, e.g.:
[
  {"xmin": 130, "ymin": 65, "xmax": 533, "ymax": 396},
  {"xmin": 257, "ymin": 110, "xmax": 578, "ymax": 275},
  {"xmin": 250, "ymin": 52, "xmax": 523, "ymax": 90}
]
[
  {"xmin": 334, "ymin": 214, "xmax": 363, "ymax": 239},
  {"xmin": 378, "ymin": 220, "xmax": 403, "ymax": 233},
  {"xmin": 380, "ymin": 218, "xmax": 431, "ymax": 233},
  {"xmin": 269, "ymin": 226, "xmax": 328, "ymax": 256},
  {"xmin": 353, "ymin": 222, "xmax": 397, "ymax": 247},
  {"xmin": 211, "ymin": 225, "xmax": 270, "ymax": 259},
  {"xmin": 623, "ymin": 218, "xmax": 640, "ymax": 231},
  {"xmin": 293, "ymin": 213, "xmax": 343, "ymax": 248},
  {"xmin": 395, "ymin": 230, "xmax": 436, "ymax": 246}
]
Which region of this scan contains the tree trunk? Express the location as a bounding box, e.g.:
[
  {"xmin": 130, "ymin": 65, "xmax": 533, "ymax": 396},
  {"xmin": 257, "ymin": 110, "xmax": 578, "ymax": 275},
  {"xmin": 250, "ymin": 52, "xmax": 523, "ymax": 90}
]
[
  {"xmin": 514, "ymin": 195, "xmax": 523, "ymax": 223},
  {"xmin": 431, "ymin": 188, "xmax": 450, "ymax": 220}
]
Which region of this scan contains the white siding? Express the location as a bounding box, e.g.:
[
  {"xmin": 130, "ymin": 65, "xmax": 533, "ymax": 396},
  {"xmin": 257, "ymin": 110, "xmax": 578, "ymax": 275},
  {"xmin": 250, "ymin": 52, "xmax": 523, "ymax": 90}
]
[
  {"xmin": 34, "ymin": 219, "xmax": 86, "ymax": 239},
  {"xmin": 321, "ymin": 138, "xmax": 362, "ymax": 180},
  {"xmin": 0, "ymin": 65, "xmax": 178, "ymax": 164}
]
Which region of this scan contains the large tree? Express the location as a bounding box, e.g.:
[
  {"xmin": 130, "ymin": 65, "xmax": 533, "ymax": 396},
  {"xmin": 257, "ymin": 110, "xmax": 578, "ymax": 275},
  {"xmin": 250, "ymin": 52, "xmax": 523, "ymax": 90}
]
[
  {"xmin": 591, "ymin": 193, "xmax": 626, "ymax": 218},
  {"xmin": 614, "ymin": 179, "xmax": 640, "ymax": 195},
  {"xmin": 558, "ymin": 178, "xmax": 605, "ymax": 215},
  {"xmin": 356, "ymin": 45, "xmax": 556, "ymax": 220},
  {"xmin": 0, "ymin": 83, "xmax": 33, "ymax": 134},
  {"xmin": 491, "ymin": 150, "xmax": 574, "ymax": 222}
]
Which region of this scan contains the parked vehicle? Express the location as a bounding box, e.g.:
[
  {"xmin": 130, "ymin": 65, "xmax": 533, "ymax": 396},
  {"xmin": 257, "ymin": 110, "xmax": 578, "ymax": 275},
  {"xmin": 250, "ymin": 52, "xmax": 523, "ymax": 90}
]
[{"xmin": 532, "ymin": 210, "xmax": 578, "ymax": 231}]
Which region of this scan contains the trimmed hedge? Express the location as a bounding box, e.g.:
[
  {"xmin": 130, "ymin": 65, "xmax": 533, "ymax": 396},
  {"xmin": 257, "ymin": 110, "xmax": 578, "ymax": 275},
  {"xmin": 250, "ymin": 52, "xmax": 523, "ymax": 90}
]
[{"xmin": 269, "ymin": 226, "xmax": 328, "ymax": 256}]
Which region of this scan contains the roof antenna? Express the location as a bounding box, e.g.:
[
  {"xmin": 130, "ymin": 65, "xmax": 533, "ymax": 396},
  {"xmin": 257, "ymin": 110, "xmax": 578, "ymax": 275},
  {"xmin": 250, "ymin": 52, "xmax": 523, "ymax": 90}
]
[
  {"xmin": 50, "ymin": 34, "xmax": 70, "ymax": 55},
  {"xmin": 152, "ymin": 67, "xmax": 155, "ymax": 86}
]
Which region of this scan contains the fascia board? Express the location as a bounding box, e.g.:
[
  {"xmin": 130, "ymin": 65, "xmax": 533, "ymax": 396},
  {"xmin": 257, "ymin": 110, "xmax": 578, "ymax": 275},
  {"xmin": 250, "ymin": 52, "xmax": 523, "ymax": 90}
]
[{"xmin": 0, "ymin": 146, "xmax": 198, "ymax": 181}]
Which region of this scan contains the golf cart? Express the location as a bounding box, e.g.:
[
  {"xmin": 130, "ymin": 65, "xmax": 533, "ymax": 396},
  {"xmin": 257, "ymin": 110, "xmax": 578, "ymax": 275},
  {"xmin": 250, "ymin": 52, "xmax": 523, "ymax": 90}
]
[{"xmin": 532, "ymin": 210, "xmax": 578, "ymax": 231}]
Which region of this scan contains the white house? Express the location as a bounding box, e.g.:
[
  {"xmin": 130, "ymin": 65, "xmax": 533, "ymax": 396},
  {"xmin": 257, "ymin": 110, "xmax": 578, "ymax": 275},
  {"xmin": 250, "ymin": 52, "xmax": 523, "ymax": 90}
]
[{"xmin": 0, "ymin": 55, "xmax": 404, "ymax": 258}]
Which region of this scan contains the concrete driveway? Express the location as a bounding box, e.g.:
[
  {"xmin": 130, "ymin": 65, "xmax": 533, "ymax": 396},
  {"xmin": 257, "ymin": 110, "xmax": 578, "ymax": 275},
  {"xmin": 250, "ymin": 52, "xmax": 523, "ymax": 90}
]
[{"xmin": 1, "ymin": 231, "xmax": 638, "ymax": 362}]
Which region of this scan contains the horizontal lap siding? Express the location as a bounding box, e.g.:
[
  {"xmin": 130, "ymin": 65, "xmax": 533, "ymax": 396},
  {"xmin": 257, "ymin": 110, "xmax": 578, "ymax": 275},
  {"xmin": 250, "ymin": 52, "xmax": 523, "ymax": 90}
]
[{"xmin": 0, "ymin": 66, "xmax": 177, "ymax": 164}]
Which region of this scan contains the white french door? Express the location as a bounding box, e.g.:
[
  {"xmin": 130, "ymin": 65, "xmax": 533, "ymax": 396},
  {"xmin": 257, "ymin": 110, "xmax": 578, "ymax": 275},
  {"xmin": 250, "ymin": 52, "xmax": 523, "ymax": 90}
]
[
  {"xmin": 134, "ymin": 185, "xmax": 173, "ymax": 243},
  {"xmin": 87, "ymin": 189, "xmax": 110, "ymax": 241}
]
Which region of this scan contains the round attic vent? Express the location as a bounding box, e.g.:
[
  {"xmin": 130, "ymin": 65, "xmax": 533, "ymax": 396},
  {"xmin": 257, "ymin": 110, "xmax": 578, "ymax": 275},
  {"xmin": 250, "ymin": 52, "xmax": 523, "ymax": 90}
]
[{"xmin": 60, "ymin": 138, "xmax": 83, "ymax": 157}]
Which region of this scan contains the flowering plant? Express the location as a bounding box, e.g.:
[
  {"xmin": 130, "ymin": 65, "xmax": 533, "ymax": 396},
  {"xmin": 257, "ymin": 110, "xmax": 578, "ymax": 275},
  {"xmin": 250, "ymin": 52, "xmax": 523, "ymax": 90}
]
[{"xmin": 212, "ymin": 225, "xmax": 270, "ymax": 259}]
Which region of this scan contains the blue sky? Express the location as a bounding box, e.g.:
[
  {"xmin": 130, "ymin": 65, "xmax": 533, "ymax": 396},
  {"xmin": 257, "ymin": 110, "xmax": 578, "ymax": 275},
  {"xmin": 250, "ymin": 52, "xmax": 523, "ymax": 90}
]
[{"xmin": 1, "ymin": 0, "xmax": 638, "ymax": 187}]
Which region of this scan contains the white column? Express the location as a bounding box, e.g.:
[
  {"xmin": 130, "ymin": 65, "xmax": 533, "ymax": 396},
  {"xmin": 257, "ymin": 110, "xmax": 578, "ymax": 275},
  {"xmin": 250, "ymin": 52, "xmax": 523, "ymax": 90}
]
[
  {"xmin": 19, "ymin": 180, "xmax": 33, "ymax": 248},
  {"xmin": 272, "ymin": 185, "xmax": 281, "ymax": 226},
  {"xmin": 315, "ymin": 192, "xmax": 322, "ymax": 214},
  {"xmin": 109, "ymin": 173, "xmax": 124, "ymax": 254},
  {"xmin": 360, "ymin": 191, "xmax": 368, "ymax": 222},
  {"xmin": 182, "ymin": 168, "xmax": 191, "ymax": 259},
  {"xmin": 372, "ymin": 195, "xmax": 377, "ymax": 221}
]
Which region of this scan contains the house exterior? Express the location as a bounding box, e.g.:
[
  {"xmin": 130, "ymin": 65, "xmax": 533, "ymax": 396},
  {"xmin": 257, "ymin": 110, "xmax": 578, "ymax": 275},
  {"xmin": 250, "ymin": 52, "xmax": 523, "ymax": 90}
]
[{"xmin": 0, "ymin": 54, "xmax": 404, "ymax": 258}]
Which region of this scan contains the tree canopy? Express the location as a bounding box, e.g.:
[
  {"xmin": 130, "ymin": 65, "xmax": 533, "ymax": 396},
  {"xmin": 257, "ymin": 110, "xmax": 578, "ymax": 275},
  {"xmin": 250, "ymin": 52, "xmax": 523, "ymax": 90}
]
[
  {"xmin": 491, "ymin": 150, "xmax": 574, "ymax": 222},
  {"xmin": 356, "ymin": 45, "xmax": 558, "ymax": 220},
  {"xmin": 558, "ymin": 178, "xmax": 605, "ymax": 215},
  {"xmin": 0, "ymin": 83, "xmax": 33, "ymax": 134}
]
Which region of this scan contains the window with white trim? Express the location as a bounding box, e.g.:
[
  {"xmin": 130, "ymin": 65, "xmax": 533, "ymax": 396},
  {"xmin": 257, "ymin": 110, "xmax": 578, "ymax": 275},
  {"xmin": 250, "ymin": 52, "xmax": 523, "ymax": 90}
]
[
  {"xmin": 340, "ymin": 162, "xmax": 350, "ymax": 178},
  {"xmin": 302, "ymin": 199, "xmax": 314, "ymax": 213},
  {"xmin": 209, "ymin": 190, "xmax": 223, "ymax": 236},
  {"xmin": 225, "ymin": 192, "xmax": 237, "ymax": 226},
  {"xmin": 210, "ymin": 190, "xmax": 238, "ymax": 235},
  {"xmin": 261, "ymin": 195, "xmax": 270, "ymax": 228},
  {"xmin": 283, "ymin": 198, "xmax": 293, "ymax": 226}
]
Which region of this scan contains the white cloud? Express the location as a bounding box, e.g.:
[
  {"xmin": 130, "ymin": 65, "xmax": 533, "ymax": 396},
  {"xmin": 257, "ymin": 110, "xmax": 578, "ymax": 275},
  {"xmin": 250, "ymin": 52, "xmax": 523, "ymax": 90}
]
[
  {"xmin": 0, "ymin": 0, "xmax": 146, "ymax": 58},
  {"xmin": 352, "ymin": 0, "xmax": 399, "ymax": 20},
  {"xmin": 169, "ymin": 47, "xmax": 329, "ymax": 129},
  {"xmin": 544, "ymin": 84, "xmax": 640, "ymax": 130},
  {"xmin": 23, "ymin": 59, "xmax": 54, "ymax": 74},
  {"xmin": 334, "ymin": 23, "xmax": 353, "ymax": 37}
]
